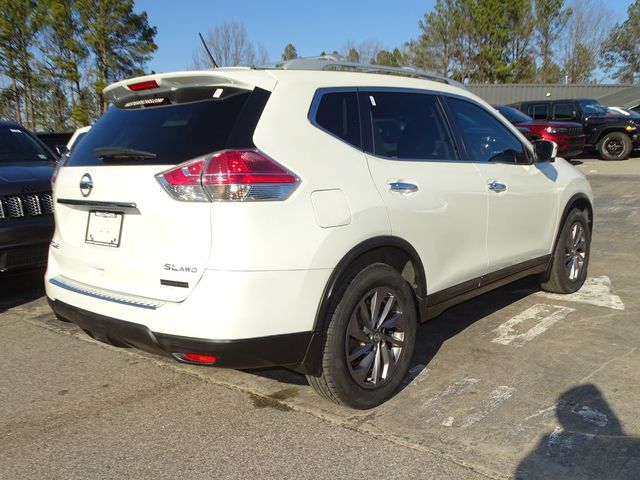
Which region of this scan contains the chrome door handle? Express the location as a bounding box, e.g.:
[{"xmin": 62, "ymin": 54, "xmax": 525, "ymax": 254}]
[
  {"xmin": 388, "ymin": 182, "xmax": 419, "ymax": 193},
  {"xmin": 488, "ymin": 181, "xmax": 507, "ymax": 193}
]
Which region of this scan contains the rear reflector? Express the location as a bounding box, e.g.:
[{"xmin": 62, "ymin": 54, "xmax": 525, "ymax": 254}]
[
  {"xmin": 127, "ymin": 79, "xmax": 159, "ymax": 91},
  {"xmin": 174, "ymin": 353, "xmax": 217, "ymax": 364},
  {"xmin": 156, "ymin": 149, "xmax": 299, "ymax": 202}
]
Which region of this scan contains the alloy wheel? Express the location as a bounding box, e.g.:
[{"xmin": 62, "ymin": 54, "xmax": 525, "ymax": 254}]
[
  {"xmin": 345, "ymin": 287, "xmax": 407, "ymax": 389},
  {"xmin": 564, "ymin": 222, "xmax": 587, "ymax": 281}
]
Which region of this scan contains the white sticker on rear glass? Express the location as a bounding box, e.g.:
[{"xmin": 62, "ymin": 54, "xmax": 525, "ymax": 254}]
[
  {"xmin": 37, "ymin": 154, "xmax": 46, "ymax": 159},
  {"xmin": 9, "ymin": 128, "xmax": 22, "ymax": 133},
  {"xmin": 213, "ymin": 88, "xmax": 224, "ymax": 98},
  {"xmin": 369, "ymin": 95, "xmax": 377, "ymax": 106}
]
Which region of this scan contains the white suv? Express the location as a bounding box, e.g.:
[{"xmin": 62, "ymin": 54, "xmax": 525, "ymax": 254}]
[{"xmin": 46, "ymin": 57, "xmax": 593, "ymax": 409}]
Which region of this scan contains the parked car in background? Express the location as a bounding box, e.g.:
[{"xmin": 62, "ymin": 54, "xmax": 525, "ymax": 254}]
[
  {"xmin": 495, "ymin": 105, "xmax": 585, "ymax": 159},
  {"xmin": 607, "ymin": 106, "xmax": 640, "ymax": 120},
  {"xmin": 45, "ymin": 59, "xmax": 593, "ymax": 409},
  {"xmin": 510, "ymin": 98, "xmax": 639, "ymax": 160},
  {"xmin": 36, "ymin": 131, "xmax": 73, "ymax": 154},
  {"xmin": 0, "ymin": 121, "xmax": 57, "ymax": 273},
  {"xmin": 66, "ymin": 126, "xmax": 91, "ymax": 154}
]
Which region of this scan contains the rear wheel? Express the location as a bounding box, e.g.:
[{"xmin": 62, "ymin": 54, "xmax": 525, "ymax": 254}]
[
  {"xmin": 307, "ymin": 264, "xmax": 417, "ymax": 409},
  {"xmin": 541, "ymin": 208, "xmax": 591, "ymax": 294},
  {"xmin": 598, "ymin": 132, "xmax": 632, "ymax": 160}
]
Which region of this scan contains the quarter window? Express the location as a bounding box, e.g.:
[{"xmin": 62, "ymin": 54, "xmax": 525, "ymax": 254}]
[
  {"xmin": 315, "ymin": 92, "xmax": 361, "ymax": 149},
  {"xmin": 447, "ymin": 97, "xmax": 528, "ymax": 164},
  {"xmin": 364, "ymin": 92, "xmax": 457, "ymax": 160}
]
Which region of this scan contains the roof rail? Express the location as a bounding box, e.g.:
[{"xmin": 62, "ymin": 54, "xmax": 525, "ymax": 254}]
[{"xmin": 257, "ymin": 55, "xmax": 465, "ymax": 89}]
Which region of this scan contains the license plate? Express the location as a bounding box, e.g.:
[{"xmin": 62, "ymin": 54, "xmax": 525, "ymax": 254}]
[{"xmin": 85, "ymin": 211, "xmax": 124, "ymax": 247}]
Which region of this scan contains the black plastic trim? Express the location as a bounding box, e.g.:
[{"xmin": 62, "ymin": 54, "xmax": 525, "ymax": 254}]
[
  {"xmin": 57, "ymin": 198, "xmax": 137, "ymax": 209},
  {"xmin": 425, "ymin": 255, "xmax": 551, "ymax": 319},
  {"xmin": 48, "ymin": 299, "xmax": 314, "ymax": 371}
]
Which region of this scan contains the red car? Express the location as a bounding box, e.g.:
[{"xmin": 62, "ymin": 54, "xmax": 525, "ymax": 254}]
[{"xmin": 495, "ymin": 105, "xmax": 585, "ymax": 159}]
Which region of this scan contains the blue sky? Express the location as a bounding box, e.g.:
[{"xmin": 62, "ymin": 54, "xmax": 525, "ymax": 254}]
[{"xmin": 137, "ymin": 0, "xmax": 635, "ymax": 73}]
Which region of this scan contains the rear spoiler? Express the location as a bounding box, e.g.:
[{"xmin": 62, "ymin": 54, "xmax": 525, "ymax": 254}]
[{"xmin": 104, "ymin": 70, "xmax": 276, "ymax": 105}]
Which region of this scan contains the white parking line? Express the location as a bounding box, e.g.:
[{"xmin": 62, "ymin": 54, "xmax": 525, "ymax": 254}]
[
  {"xmin": 536, "ymin": 275, "xmax": 625, "ymax": 310},
  {"xmin": 492, "ymin": 304, "xmax": 576, "ymax": 347},
  {"xmin": 459, "ymin": 386, "xmax": 516, "ymax": 428}
]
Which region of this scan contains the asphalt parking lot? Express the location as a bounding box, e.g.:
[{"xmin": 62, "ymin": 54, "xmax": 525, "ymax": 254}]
[{"xmin": 1, "ymin": 157, "xmax": 638, "ymax": 479}]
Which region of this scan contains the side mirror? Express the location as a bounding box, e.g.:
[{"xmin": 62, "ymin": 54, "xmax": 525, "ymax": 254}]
[
  {"xmin": 534, "ymin": 140, "xmax": 557, "ymax": 163},
  {"xmin": 55, "ymin": 145, "xmax": 69, "ymax": 157}
]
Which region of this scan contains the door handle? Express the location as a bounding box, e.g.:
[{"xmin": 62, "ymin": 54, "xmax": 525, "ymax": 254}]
[
  {"xmin": 388, "ymin": 182, "xmax": 419, "ymax": 193},
  {"xmin": 488, "ymin": 181, "xmax": 507, "ymax": 193}
]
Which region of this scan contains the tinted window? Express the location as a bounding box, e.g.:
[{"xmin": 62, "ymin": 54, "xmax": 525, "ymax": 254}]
[
  {"xmin": 496, "ymin": 105, "xmax": 533, "ymax": 123},
  {"xmin": 577, "ymin": 99, "xmax": 608, "ymax": 116},
  {"xmin": 447, "ymin": 97, "xmax": 528, "ymax": 164},
  {"xmin": 0, "ymin": 126, "xmax": 56, "ymax": 163},
  {"xmin": 68, "ymin": 92, "xmax": 252, "ymax": 166},
  {"xmin": 365, "ymin": 92, "xmax": 457, "ymax": 160},
  {"xmin": 553, "ymin": 103, "xmax": 576, "ymax": 120},
  {"xmin": 315, "ymin": 92, "xmax": 361, "ymax": 148},
  {"xmin": 530, "ymin": 104, "xmax": 549, "ymax": 120}
]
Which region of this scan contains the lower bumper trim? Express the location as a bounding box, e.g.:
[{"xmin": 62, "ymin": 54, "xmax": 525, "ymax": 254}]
[{"xmin": 48, "ymin": 299, "xmax": 314, "ymax": 371}]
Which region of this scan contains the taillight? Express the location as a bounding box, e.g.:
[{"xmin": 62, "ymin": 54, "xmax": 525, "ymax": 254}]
[
  {"xmin": 51, "ymin": 159, "xmax": 64, "ymax": 187},
  {"xmin": 156, "ymin": 149, "xmax": 299, "ymax": 202}
]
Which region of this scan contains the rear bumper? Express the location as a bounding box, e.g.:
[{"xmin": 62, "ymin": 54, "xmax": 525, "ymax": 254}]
[{"xmin": 49, "ymin": 298, "xmax": 317, "ymax": 371}]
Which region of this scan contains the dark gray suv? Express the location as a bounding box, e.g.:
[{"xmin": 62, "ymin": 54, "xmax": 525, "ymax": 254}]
[{"xmin": 0, "ymin": 121, "xmax": 57, "ymax": 273}]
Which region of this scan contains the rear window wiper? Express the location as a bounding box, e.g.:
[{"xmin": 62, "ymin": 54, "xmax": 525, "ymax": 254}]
[{"xmin": 93, "ymin": 147, "xmax": 157, "ymax": 161}]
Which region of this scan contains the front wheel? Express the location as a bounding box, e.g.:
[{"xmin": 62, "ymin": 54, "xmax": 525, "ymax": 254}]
[
  {"xmin": 307, "ymin": 264, "xmax": 417, "ymax": 409},
  {"xmin": 598, "ymin": 132, "xmax": 632, "ymax": 160},
  {"xmin": 541, "ymin": 208, "xmax": 591, "ymax": 294}
]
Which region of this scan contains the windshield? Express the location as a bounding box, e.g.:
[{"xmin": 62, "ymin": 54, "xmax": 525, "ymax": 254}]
[
  {"xmin": 67, "ymin": 92, "xmax": 252, "ymax": 167},
  {"xmin": 0, "ymin": 126, "xmax": 56, "ymax": 163},
  {"xmin": 577, "ymin": 100, "xmax": 608, "ymax": 116},
  {"xmin": 496, "ymin": 105, "xmax": 533, "ymax": 123}
]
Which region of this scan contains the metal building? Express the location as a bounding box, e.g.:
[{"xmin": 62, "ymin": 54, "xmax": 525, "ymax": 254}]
[{"xmin": 467, "ymin": 84, "xmax": 640, "ymax": 110}]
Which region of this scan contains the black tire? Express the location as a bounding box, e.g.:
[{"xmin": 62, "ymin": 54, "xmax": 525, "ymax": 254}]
[
  {"xmin": 598, "ymin": 131, "xmax": 632, "ymax": 160},
  {"xmin": 307, "ymin": 263, "xmax": 417, "ymax": 409},
  {"xmin": 541, "ymin": 208, "xmax": 591, "ymax": 294}
]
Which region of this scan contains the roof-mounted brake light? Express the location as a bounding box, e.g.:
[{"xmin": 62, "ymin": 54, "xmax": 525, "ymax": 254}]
[{"xmin": 127, "ymin": 80, "xmax": 159, "ymax": 91}]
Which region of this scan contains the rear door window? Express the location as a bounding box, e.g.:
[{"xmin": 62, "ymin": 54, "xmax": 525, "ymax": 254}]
[
  {"xmin": 67, "ymin": 88, "xmax": 262, "ymax": 167},
  {"xmin": 529, "ymin": 104, "xmax": 549, "ymax": 120},
  {"xmin": 362, "ymin": 91, "xmax": 458, "ymax": 160},
  {"xmin": 313, "ymin": 91, "xmax": 361, "ymax": 148}
]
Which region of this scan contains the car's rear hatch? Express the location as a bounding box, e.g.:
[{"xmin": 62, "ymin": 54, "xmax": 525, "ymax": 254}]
[{"xmin": 51, "ymin": 70, "xmax": 274, "ymax": 302}]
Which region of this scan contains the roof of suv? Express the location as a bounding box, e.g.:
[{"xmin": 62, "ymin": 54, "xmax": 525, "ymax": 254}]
[{"xmin": 104, "ymin": 56, "xmax": 473, "ymax": 106}]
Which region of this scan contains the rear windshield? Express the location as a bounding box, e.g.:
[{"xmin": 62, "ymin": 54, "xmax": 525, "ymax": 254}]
[
  {"xmin": 0, "ymin": 126, "xmax": 56, "ymax": 163},
  {"xmin": 496, "ymin": 105, "xmax": 532, "ymax": 123},
  {"xmin": 67, "ymin": 92, "xmax": 252, "ymax": 166}
]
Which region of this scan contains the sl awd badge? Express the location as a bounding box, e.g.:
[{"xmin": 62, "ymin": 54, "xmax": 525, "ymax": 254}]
[{"xmin": 80, "ymin": 173, "xmax": 93, "ymax": 197}]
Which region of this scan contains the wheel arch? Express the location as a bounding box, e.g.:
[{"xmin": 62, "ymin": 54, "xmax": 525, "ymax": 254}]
[
  {"xmin": 299, "ymin": 236, "xmax": 427, "ymax": 376},
  {"xmin": 543, "ymin": 192, "xmax": 593, "ymax": 280}
]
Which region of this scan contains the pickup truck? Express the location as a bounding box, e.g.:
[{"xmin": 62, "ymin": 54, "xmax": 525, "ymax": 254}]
[{"xmin": 510, "ymin": 98, "xmax": 639, "ymax": 160}]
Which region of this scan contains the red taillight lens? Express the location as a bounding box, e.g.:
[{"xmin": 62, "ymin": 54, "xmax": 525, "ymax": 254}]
[
  {"xmin": 156, "ymin": 149, "xmax": 299, "ymax": 202},
  {"xmin": 202, "ymin": 150, "xmax": 298, "ymax": 185},
  {"xmin": 175, "ymin": 353, "xmax": 217, "ymax": 364},
  {"xmin": 127, "ymin": 79, "xmax": 159, "ymax": 91},
  {"xmin": 51, "ymin": 159, "xmax": 64, "ymax": 187}
]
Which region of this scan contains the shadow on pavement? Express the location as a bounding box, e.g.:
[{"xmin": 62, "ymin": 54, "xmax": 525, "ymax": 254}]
[
  {"xmin": 250, "ymin": 276, "xmax": 541, "ymax": 393},
  {"xmin": 0, "ymin": 269, "xmax": 46, "ymax": 313},
  {"xmin": 515, "ymin": 384, "xmax": 640, "ymax": 479}
]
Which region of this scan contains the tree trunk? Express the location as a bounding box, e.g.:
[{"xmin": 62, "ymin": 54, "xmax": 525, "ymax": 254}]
[{"xmin": 11, "ymin": 77, "xmax": 21, "ymax": 124}]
